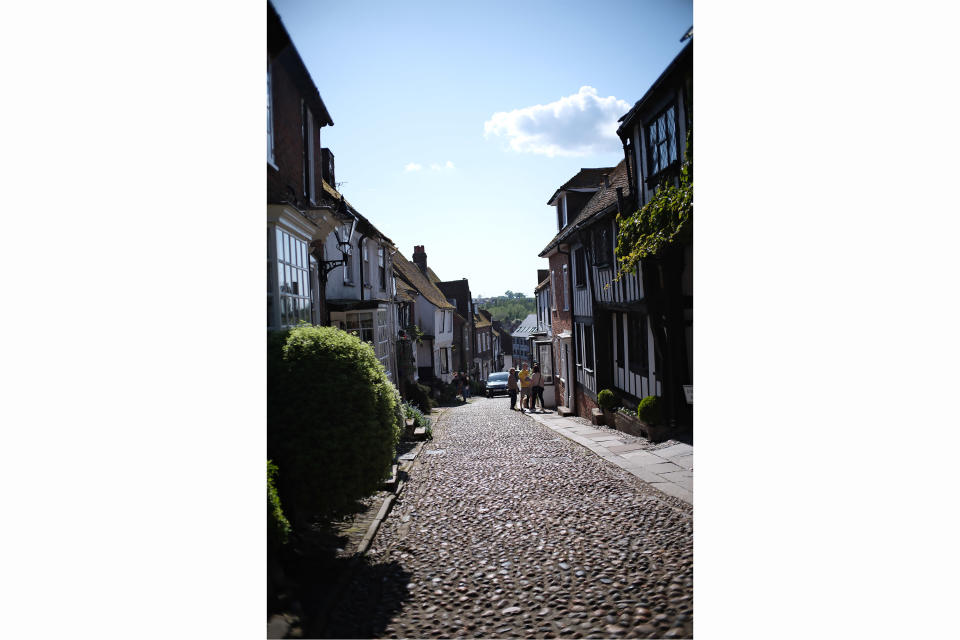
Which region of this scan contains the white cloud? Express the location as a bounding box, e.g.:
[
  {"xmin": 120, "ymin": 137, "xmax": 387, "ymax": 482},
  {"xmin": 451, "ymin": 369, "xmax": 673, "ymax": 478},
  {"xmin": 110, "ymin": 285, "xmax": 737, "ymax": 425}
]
[
  {"xmin": 483, "ymin": 86, "xmax": 631, "ymax": 157},
  {"xmin": 404, "ymin": 163, "xmax": 423, "ymax": 172},
  {"xmin": 429, "ymin": 160, "xmax": 455, "ymax": 171}
]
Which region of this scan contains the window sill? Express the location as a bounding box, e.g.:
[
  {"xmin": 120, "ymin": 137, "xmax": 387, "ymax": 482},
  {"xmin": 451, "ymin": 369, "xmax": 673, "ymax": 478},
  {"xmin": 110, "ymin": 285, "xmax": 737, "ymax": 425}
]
[{"xmin": 267, "ymin": 159, "xmax": 279, "ymax": 171}]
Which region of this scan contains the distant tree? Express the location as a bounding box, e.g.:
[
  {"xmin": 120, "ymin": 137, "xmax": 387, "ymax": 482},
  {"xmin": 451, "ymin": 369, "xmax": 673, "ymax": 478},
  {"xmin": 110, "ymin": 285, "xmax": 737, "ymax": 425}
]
[{"xmin": 504, "ymin": 290, "xmax": 514, "ymax": 298}]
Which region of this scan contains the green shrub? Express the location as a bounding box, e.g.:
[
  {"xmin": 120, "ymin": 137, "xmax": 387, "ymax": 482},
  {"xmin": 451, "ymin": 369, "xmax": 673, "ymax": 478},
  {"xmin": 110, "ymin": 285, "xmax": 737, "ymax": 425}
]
[
  {"xmin": 267, "ymin": 325, "xmax": 402, "ymax": 522},
  {"xmin": 597, "ymin": 389, "xmax": 617, "ymax": 411},
  {"xmin": 267, "ymin": 459, "xmax": 291, "ymax": 545},
  {"xmin": 636, "ymin": 395, "xmax": 662, "ymax": 425},
  {"xmin": 402, "ymin": 401, "xmax": 432, "ymax": 438}
]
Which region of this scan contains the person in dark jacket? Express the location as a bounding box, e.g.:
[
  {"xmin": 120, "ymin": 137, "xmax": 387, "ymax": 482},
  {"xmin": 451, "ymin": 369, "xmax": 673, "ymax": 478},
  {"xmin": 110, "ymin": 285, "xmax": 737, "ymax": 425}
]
[{"xmin": 507, "ymin": 367, "xmax": 519, "ymax": 410}]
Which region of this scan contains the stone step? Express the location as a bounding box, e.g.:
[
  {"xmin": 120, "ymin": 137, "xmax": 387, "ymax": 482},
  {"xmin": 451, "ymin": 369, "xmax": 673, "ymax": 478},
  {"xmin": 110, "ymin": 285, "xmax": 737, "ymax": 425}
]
[
  {"xmin": 590, "ymin": 407, "xmax": 605, "ymax": 426},
  {"xmin": 382, "ymin": 464, "xmax": 398, "ymax": 490},
  {"xmin": 413, "ymin": 426, "xmax": 428, "ymax": 440},
  {"xmin": 557, "ymin": 406, "xmax": 574, "ymax": 417}
]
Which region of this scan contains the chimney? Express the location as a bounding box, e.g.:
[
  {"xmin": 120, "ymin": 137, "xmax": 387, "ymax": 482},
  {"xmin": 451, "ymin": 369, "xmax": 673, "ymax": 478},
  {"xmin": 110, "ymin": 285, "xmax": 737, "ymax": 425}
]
[
  {"xmin": 413, "ymin": 245, "xmax": 427, "ymax": 274},
  {"xmin": 321, "ymin": 148, "xmax": 335, "ymax": 187}
]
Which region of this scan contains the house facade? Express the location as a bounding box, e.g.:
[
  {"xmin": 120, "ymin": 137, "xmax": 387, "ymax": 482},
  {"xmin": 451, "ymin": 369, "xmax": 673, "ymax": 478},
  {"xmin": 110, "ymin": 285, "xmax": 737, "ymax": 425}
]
[
  {"xmin": 538, "ymin": 168, "xmax": 610, "ymax": 418},
  {"xmin": 392, "ymin": 249, "xmax": 455, "ymax": 383},
  {"xmin": 267, "ymin": 1, "xmax": 339, "ymax": 332},
  {"xmin": 322, "ymin": 202, "xmax": 399, "ymax": 383},
  {"xmin": 511, "ymin": 314, "xmax": 538, "ymax": 367},
  {"xmin": 616, "ymin": 38, "xmax": 693, "ymax": 429},
  {"xmin": 473, "ymin": 311, "xmax": 494, "ymax": 382},
  {"xmin": 435, "ymin": 277, "xmax": 476, "ymax": 376}
]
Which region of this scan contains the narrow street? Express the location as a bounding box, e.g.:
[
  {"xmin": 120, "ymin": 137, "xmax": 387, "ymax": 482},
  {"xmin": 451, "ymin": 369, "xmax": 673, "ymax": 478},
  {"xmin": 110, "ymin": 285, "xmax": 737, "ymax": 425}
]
[{"xmin": 320, "ymin": 397, "xmax": 693, "ymax": 639}]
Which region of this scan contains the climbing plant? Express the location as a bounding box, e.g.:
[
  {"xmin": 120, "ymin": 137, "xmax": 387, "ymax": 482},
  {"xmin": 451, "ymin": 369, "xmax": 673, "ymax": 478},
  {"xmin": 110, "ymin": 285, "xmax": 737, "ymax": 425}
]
[{"xmin": 615, "ymin": 134, "xmax": 692, "ymax": 278}]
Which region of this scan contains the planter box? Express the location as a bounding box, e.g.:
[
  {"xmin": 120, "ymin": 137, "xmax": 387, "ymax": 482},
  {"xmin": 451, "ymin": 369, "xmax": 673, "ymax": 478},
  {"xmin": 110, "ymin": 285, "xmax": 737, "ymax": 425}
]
[
  {"xmin": 613, "ymin": 410, "xmax": 646, "ymax": 438},
  {"xmin": 613, "ymin": 411, "xmax": 671, "ymax": 443}
]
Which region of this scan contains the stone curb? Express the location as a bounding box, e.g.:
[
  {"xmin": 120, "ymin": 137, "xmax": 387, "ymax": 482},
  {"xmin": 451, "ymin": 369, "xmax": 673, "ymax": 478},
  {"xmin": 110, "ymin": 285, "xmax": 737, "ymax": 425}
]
[{"xmin": 520, "ymin": 410, "xmax": 693, "ymax": 505}]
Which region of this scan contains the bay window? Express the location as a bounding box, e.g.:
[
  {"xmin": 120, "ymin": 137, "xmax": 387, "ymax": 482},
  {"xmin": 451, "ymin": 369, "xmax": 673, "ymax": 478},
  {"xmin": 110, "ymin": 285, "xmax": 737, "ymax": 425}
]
[{"xmin": 275, "ymin": 228, "xmax": 311, "ymax": 327}]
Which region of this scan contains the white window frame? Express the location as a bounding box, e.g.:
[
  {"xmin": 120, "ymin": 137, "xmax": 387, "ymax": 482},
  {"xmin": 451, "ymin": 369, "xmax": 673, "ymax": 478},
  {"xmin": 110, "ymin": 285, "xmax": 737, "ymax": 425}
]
[
  {"xmin": 274, "ymin": 227, "xmax": 312, "ymax": 328},
  {"xmin": 562, "ymin": 264, "xmax": 569, "ymax": 311}
]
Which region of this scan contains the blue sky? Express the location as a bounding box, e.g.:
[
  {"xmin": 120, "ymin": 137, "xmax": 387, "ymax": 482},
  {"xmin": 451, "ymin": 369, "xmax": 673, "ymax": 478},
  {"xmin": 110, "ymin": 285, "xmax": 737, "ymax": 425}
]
[{"xmin": 273, "ymin": 0, "xmax": 692, "ymax": 298}]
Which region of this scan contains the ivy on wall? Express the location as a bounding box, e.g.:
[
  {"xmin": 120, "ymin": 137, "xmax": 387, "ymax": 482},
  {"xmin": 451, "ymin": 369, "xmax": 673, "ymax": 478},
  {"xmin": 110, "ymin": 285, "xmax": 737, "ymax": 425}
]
[{"xmin": 615, "ymin": 135, "xmax": 692, "ymax": 277}]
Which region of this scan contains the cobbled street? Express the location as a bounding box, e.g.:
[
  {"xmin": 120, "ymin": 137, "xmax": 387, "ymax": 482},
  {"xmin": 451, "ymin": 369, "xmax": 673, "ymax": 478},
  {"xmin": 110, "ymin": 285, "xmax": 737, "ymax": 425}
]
[{"xmin": 324, "ymin": 397, "xmax": 693, "ymax": 639}]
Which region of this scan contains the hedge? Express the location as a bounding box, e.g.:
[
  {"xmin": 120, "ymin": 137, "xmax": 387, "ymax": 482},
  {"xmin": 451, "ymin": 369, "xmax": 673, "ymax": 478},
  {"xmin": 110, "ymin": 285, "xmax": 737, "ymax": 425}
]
[{"xmin": 267, "ymin": 325, "xmax": 402, "ymax": 522}]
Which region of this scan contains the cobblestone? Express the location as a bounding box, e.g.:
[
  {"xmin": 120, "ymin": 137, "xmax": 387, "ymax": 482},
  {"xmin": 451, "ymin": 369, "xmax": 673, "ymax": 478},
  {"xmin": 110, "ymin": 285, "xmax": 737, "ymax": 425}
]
[{"xmin": 325, "ymin": 397, "xmax": 693, "ymax": 638}]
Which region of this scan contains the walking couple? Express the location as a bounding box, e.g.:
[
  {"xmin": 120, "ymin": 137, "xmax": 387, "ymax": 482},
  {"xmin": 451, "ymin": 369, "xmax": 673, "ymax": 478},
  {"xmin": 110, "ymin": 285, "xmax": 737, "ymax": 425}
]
[{"xmin": 507, "ymin": 362, "xmax": 545, "ymax": 412}]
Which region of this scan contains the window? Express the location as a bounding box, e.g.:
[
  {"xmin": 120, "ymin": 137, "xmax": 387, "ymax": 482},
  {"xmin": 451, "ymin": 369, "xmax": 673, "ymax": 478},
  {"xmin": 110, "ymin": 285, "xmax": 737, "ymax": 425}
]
[
  {"xmin": 342, "ymin": 226, "xmax": 354, "ymax": 284},
  {"xmin": 538, "ymin": 343, "xmax": 553, "ymax": 383},
  {"xmin": 647, "ymin": 105, "xmax": 678, "ymax": 176},
  {"xmin": 594, "ymin": 224, "xmax": 612, "ymax": 267},
  {"xmin": 615, "ymin": 313, "xmax": 624, "ymax": 368},
  {"xmin": 440, "ymin": 348, "xmax": 450, "ymax": 374},
  {"xmin": 557, "ymin": 197, "xmax": 566, "ymax": 230},
  {"xmin": 304, "ymin": 104, "xmax": 316, "ymax": 203},
  {"xmin": 275, "ymin": 228, "xmax": 311, "ymax": 327},
  {"xmin": 574, "ymin": 247, "xmax": 586, "ymax": 287},
  {"xmin": 267, "ymin": 58, "xmax": 275, "ymax": 165},
  {"xmin": 376, "ymin": 309, "xmax": 392, "ymax": 379},
  {"xmin": 345, "ymin": 312, "xmax": 374, "ymax": 343},
  {"xmin": 378, "ymin": 246, "xmax": 386, "ymax": 289},
  {"xmin": 628, "ymin": 313, "xmax": 650, "ymax": 374},
  {"xmin": 562, "ymin": 265, "xmax": 569, "ymax": 311},
  {"xmin": 574, "ymin": 324, "xmax": 582, "ymax": 367},
  {"xmin": 551, "ymin": 270, "xmax": 557, "ymax": 310},
  {"xmin": 584, "ymin": 324, "xmax": 595, "ymax": 372}
]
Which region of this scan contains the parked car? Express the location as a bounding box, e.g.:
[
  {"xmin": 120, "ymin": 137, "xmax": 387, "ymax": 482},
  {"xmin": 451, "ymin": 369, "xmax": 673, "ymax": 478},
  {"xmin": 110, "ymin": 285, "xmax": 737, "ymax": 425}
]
[{"xmin": 486, "ymin": 372, "xmax": 510, "ymax": 398}]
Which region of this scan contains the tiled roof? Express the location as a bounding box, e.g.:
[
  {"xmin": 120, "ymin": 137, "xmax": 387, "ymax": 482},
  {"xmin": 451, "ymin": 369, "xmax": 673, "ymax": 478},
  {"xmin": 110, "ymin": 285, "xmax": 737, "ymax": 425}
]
[
  {"xmin": 511, "ymin": 314, "xmax": 539, "ymax": 336},
  {"xmin": 392, "ymin": 251, "xmax": 454, "ymax": 311},
  {"xmin": 473, "ymin": 314, "xmax": 492, "ymax": 328},
  {"xmin": 540, "ymin": 159, "xmax": 630, "ymax": 255},
  {"xmin": 535, "ymin": 277, "xmax": 550, "ymax": 292},
  {"xmin": 547, "ymin": 167, "xmax": 615, "ymax": 205}
]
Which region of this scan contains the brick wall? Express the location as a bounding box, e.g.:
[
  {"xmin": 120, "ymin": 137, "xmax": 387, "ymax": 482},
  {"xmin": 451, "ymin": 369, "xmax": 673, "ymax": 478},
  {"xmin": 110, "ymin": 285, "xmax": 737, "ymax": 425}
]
[
  {"xmin": 267, "ymin": 48, "xmax": 324, "ymax": 210},
  {"xmin": 575, "ymin": 385, "xmax": 598, "ymax": 422}
]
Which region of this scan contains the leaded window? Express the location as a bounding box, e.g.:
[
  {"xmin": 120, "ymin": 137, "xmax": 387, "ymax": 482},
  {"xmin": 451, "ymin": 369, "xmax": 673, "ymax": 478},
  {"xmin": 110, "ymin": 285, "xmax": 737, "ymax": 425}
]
[{"xmin": 647, "ymin": 105, "xmax": 678, "ymax": 176}]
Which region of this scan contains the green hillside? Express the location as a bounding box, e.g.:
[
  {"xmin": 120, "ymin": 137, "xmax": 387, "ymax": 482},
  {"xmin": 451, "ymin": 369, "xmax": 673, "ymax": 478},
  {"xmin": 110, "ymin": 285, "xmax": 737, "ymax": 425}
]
[{"xmin": 478, "ymin": 292, "xmax": 536, "ymax": 325}]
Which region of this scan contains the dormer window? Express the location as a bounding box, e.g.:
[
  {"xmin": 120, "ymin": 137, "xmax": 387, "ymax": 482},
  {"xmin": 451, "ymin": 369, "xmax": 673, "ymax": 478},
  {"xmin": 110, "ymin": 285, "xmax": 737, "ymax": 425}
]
[{"xmin": 556, "ymin": 195, "xmax": 567, "ymax": 230}]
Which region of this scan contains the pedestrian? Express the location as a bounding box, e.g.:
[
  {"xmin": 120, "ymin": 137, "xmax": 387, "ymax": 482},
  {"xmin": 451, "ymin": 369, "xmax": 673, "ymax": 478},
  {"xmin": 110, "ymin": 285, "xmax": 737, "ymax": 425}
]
[
  {"xmin": 518, "ymin": 362, "xmax": 532, "ymax": 411},
  {"xmin": 530, "ymin": 363, "xmax": 544, "ymax": 412},
  {"xmin": 463, "ymin": 373, "xmax": 471, "ymax": 399},
  {"xmin": 455, "ymin": 371, "xmax": 464, "ymax": 401},
  {"xmin": 507, "ymin": 366, "xmax": 519, "ymax": 410}
]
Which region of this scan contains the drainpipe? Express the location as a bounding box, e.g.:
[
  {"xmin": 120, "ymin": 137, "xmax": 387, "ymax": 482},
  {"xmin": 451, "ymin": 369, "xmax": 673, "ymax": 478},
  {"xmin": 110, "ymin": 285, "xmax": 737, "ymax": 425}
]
[{"xmin": 357, "ymin": 232, "xmax": 367, "ymax": 301}]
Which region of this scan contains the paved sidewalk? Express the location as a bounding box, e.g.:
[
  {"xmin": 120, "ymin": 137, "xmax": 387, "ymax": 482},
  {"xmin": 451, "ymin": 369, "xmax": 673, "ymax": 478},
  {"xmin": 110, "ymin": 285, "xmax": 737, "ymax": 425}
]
[{"xmin": 522, "ymin": 410, "xmax": 693, "ymax": 504}]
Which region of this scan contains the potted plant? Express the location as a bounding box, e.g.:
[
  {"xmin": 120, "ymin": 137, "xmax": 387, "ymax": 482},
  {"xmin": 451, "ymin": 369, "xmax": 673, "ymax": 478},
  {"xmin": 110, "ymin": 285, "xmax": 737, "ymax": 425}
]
[
  {"xmin": 597, "ymin": 389, "xmax": 617, "ymax": 426},
  {"xmin": 636, "ymin": 395, "xmax": 668, "ymax": 443}
]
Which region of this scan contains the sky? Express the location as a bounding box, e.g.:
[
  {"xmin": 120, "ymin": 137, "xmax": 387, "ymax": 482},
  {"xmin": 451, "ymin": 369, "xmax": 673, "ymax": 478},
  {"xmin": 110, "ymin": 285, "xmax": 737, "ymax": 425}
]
[{"xmin": 272, "ymin": 0, "xmax": 692, "ymax": 299}]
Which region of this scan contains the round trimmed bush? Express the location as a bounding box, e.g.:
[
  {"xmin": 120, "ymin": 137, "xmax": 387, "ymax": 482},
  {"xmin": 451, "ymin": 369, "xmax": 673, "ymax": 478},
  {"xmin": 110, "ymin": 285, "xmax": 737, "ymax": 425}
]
[
  {"xmin": 268, "ymin": 325, "xmax": 402, "ymax": 523},
  {"xmin": 636, "ymin": 395, "xmax": 662, "ymax": 425},
  {"xmin": 597, "ymin": 389, "xmax": 617, "ymax": 411}
]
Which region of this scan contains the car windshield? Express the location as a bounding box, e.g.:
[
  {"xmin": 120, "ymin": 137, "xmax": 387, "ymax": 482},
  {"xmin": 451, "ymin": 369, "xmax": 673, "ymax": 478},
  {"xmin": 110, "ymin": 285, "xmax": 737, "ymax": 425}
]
[{"xmin": 489, "ymin": 372, "xmax": 509, "ymax": 382}]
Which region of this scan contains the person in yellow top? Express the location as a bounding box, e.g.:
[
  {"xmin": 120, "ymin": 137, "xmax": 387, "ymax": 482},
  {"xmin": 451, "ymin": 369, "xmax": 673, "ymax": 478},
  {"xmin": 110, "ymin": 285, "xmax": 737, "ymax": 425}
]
[{"xmin": 518, "ymin": 362, "xmax": 532, "ymax": 411}]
